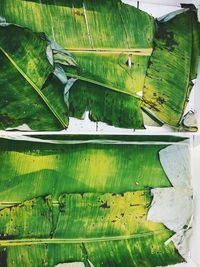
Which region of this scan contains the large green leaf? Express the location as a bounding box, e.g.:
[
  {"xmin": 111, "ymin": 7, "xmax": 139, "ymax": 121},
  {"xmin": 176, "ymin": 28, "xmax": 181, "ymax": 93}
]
[
  {"xmin": 0, "ymin": 0, "xmax": 156, "ymax": 129},
  {"xmin": 0, "ymin": 24, "xmax": 68, "ymax": 130},
  {"xmin": 66, "ymin": 53, "xmax": 149, "ymax": 95},
  {"xmin": 143, "ymin": 9, "xmax": 200, "ymax": 129},
  {"xmin": 0, "ymin": 192, "xmax": 162, "ymax": 239},
  {"xmin": 0, "ymin": 2, "xmax": 199, "ymax": 130},
  {"xmin": 0, "ymin": 136, "xmax": 189, "ymax": 266},
  {"xmin": 0, "ymin": 0, "xmax": 155, "ymax": 49},
  {"xmin": 0, "ymin": 192, "xmax": 183, "ymax": 267},
  {"xmin": 65, "ymin": 53, "xmax": 147, "ymax": 128},
  {"xmin": 0, "ymin": 0, "xmax": 155, "ymax": 95},
  {"xmin": 0, "ymin": 23, "xmax": 145, "ymax": 129},
  {"xmin": 2, "ymin": 232, "xmax": 182, "ymax": 267},
  {"xmin": 0, "ymin": 137, "xmax": 171, "ymax": 204},
  {"xmin": 67, "ymin": 80, "xmax": 143, "ymax": 128}
]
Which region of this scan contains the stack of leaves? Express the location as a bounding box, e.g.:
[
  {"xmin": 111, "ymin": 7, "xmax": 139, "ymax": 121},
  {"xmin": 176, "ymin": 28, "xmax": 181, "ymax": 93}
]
[
  {"xmin": 0, "ymin": 1, "xmax": 199, "ymax": 130},
  {"xmin": 0, "ymin": 135, "xmax": 189, "ymax": 267}
]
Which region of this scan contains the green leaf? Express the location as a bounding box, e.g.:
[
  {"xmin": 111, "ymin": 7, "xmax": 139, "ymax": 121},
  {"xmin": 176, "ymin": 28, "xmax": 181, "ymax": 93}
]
[
  {"xmin": 143, "ymin": 9, "xmax": 199, "ymax": 128},
  {"xmin": 0, "ymin": 192, "xmax": 160, "ymax": 239},
  {"xmin": 0, "ymin": 2, "xmax": 199, "ymax": 130},
  {"xmin": 190, "ymin": 11, "xmax": 200, "ymax": 80},
  {"xmin": 0, "ymin": 137, "xmax": 171, "ymax": 204},
  {"xmin": 68, "ymin": 80, "xmax": 144, "ymax": 129},
  {"xmin": 0, "ymin": 193, "xmax": 183, "ymax": 267},
  {"xmin": 0, "ymin": 24, "xmax": 68, "ymax": 130},
  {"xmin": 0, "ymin": 0, "xmax": 156, "ymax": 129},
  {"xmin": 66, "ymin": 53, "xmax": 150, "ymax": 95},
  {"xmin": 64, "ymin": 52, "xmax": 148, "ymax": 128},
  {"xmin": 2, "ymin": 232, "xmax": 182, "ymax": 267},
  {"xmin": 0, "ymin": 136, "xmax": 189, "ymax": 266},
  {"xmin": 0, "ymin": 0, "xmax": 155, "ymax": 49}
]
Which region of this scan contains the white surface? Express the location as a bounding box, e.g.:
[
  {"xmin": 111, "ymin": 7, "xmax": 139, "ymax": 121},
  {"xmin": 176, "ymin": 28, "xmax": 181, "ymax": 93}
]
[
  {"xmin": 190, "ymin": 136, "xmax": 200, "ymax": 267},
  {"xmin": 159, "ymin": 144, "xmax": 191, "ymax": 187},
  {"xmin": 148, "ymin": 187, "xmax": 193, "ymax": 259},
  {"xmin": 169, "ymin": 135, "xmax": 200, "ymax": 267}
]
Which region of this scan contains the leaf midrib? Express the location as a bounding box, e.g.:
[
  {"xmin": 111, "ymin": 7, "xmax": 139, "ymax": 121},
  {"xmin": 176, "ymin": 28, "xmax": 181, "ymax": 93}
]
[
  {"xmin": 0, "ymin": 229, "xmax": 167, "ymax": 247},
  {"xmin": 66, "ymin": 48, "xmax": 153, "ymax": 55},
  {"xmin": 0, "ymin": 46, "xmax": 68, "ymax": 129},
  {"xmin": 65, "ymin": 72, "xmax": 140, "ymax": 98}
]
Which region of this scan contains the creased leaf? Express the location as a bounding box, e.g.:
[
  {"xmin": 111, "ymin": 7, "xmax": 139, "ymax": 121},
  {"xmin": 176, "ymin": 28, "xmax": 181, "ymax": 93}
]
[{"xmin": 143, "ymin": 8, "xmax": 200, "ymax": 129}]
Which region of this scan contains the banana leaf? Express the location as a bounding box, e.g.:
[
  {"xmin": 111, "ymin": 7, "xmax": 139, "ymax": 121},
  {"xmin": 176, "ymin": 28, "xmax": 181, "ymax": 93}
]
[
  {"xmin": 67, "ymin": 80, "xmax": 144, "ymax": 128},
  {"xmin": 0, "ymin": 1, "xmax": 199, "ymax": 130},
  {"xmin": 0, "ymin": 137, "xmax": 171, "ymax": 203},
  {"xmin": 64, "ymin": 53, "xmax": 147, "ymax": 128},
  {"xmin": 0, "ymin": 0, "xmax": 155, "ymax": 49},
  {"xmin": 191, "ymin": 10, "xmax": 200, "ymax": 80},
  {"xmin": 66, "ymin": 53, "xmax": 149, "ymax": 95},
  {"xmin": 0, "ymin": 23, "xmax": 145, "ymax": 130},
  {"xmin": 0, "ymin": 193, "xmax": 183, "ymax": 267},
  {"xmin": 0, "ymin": 24, "xmax": 68, "ymax": 130},
  {"xmin": 143, "ymin": 8, "xmax": 200, "ymax": 129},
  {"xmin": 0, "ymin": 0, "xmax": 155, "ymax": 130},
  {"xmin": 0, "ymin": 136, "xmax": 188, "ymax": 266},
  {"xmin": 0, "ymin": 0, "xmax": 155, "ymax": 94}
]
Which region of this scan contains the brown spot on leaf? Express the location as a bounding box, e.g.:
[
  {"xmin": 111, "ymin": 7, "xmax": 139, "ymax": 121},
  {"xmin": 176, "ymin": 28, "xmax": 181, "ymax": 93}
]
[
  {"xmin": 157, "ymin": 97, "xmax": 165, "ymax": 105},
  {"xmin": 0, "ymin": 114, "xmax": 13, "ymax": 124},
  {"xmin": 99, "ymin": 202, "xmax": 110, "ymax": 209}
]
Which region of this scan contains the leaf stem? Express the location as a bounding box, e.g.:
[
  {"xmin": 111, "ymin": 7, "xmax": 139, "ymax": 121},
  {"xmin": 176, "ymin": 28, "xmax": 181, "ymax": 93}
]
[
  {"xmin": 65, "ymin": 72, "xmax": 140, "ymax": 99},
  {"xmin": 0, "ymin": 230, "xmax": 167, "ymax": 247}
]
